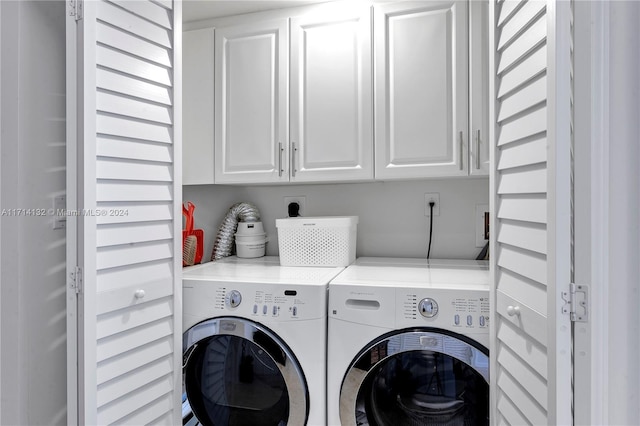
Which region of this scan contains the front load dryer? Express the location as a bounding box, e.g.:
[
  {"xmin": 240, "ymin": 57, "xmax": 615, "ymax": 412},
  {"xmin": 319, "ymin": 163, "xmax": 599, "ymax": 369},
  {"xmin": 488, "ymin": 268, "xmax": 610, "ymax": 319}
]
[
  {"xmin": 182, "ymin": 256, "xmax": 343, "ymax": 426},
  {"xmin": 327, "ymin": 257, "xmax": 490, "ymax": 426}
]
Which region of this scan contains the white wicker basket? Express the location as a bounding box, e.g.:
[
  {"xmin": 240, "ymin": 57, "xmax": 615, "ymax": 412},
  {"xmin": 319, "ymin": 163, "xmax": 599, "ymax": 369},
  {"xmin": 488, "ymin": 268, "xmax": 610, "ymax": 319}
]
[{"xmin": 275, "ymin": 216, "xmax": 358, "ymax": 267}]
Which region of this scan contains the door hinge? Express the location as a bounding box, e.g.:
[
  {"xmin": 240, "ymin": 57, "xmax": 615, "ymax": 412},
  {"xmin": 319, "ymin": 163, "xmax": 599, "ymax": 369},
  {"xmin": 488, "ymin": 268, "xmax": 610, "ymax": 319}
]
[
  {"xmin": 71, "ymin": 266, "xmax": 83, "ymax": 295},
  {"xmin": 69, "ymin": 0, "xmax": 83, "ymax": 21},
  {"xmin": 562, "ymin": 283, "xmax": 589, "ymax": 322}
]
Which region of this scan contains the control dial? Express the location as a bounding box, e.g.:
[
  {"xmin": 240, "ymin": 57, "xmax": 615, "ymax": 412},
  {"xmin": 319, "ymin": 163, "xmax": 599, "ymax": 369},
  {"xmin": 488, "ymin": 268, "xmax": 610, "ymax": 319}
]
[
  {"xmin": 226, "ymin": 290, "xmax": 242, "ymax": 308},
  {"xmin": 418, "ymin": 298, "xmax": 439, "ymax": 318}
]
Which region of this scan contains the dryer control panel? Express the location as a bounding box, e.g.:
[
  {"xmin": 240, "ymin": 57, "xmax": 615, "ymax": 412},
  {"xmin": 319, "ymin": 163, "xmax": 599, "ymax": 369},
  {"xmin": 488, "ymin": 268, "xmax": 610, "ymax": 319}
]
[{"xmin": 398, "ymin": 288, "xmax": 490, "ymax": 333}]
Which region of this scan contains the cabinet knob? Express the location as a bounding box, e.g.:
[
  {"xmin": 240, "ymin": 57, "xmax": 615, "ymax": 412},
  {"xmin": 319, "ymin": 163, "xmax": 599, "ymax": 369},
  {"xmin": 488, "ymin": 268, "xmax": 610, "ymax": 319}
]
[
  {"xmin": 506, "ymin": 305, "xmax": 520, "ymax": 317},
  {"xmin": 134, "ymin": 289, "xmax": 145, "ymax": 299}
]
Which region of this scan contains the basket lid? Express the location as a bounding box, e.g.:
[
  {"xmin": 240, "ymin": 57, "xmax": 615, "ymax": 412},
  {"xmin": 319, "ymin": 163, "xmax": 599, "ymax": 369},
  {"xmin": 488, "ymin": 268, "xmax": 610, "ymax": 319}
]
[{"xmin": 275, "ymin": 216, "xmax": 358, "ymax": 228}]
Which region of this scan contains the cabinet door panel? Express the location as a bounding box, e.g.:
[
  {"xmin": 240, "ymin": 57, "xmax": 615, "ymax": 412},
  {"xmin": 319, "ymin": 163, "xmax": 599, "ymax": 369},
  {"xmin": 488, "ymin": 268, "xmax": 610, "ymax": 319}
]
[
  {"xmin": 291, "ymin": 6, "xmax": 373, "ymax": 182},
  {"xmin": 215, "ymin": 19, "xmax": 288, "ymax": 183},
  {"xmin": 375, "ymin": 1, "xmax": 468, "ymax": 179},
  {"xmin": 470, "ymin": 0, "xmax": 490, "ymax": 175},
  {"xmin": 183, "ymin": 28, "xmax": 214, "ymax": 185}
]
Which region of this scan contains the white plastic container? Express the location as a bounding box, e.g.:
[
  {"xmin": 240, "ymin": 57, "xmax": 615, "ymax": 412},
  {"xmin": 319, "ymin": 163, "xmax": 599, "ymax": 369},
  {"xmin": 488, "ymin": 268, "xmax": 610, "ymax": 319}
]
[
  {"xmin": 275, "ymin": 216, "xmax": 358, "ymax": 267},
  {"xmin": 235, "ymin": 221, "xmax": 267, "ymax": 258}
]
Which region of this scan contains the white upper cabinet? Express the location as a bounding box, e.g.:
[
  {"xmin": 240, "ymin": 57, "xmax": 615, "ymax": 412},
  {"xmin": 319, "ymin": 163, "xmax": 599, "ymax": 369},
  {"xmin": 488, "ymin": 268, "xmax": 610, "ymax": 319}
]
[
  {"xmin": 469, "ymin": 0, "xmax": 490, "ymax": 176},
  {"xmin": 290, "ymin": 5, "xmax": 373, "ymax": 182},
  {"xmin": 374, "ymin": 1, "xmax": 469, "ymax": 179},
  {"xmin": 183, "ymin": 28, "xmax": 215, "ymax": 185},
  {"xmin": 214, "ymin": 18, "xmax": 289, "ymax": 184}
]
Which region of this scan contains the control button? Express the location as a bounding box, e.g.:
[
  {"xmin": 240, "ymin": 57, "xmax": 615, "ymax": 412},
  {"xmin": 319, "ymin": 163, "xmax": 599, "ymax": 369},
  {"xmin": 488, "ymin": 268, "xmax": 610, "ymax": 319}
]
[
  {"xmin": 273, "ymin": 306, "xmax": 278, "ymax": 315},
  {"xmin": 467, "ymin": 315, "xmax": 473, "ymax": 326},
  {"xmin": 292, "ymin": 306, "xmax": 298, "ymax": 317},
  {"xmin": 454, "ymin": 314, "xmax": 460, "ymax": 325},
  {"xmin": 263, "ymin": 305, "xmax": 267, "ymax": 315},
  {"xmin": 226, "ymin": 290, "xmax": 242, "ymax": 308},
  {"xmin": 418, "ymin": 298, "xmax": 439, "ymax": 318},
  {"xmin": 479, "ymin": 316, "xmax": 485, "ymax": 327},
  {"xmin": 253, "ymin": 304, "xmax": 258, "ymax": 314}
]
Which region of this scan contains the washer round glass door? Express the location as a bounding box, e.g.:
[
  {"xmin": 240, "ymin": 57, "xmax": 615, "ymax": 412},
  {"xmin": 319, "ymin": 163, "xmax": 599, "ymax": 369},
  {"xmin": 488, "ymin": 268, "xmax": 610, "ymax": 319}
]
[
  {"xmin": 340, "ymin": 329, "xmax": 489, "ymax": 426},
  {"xmin": 183, "ymin": 317, "xmax": 308, "ymax": 426}
]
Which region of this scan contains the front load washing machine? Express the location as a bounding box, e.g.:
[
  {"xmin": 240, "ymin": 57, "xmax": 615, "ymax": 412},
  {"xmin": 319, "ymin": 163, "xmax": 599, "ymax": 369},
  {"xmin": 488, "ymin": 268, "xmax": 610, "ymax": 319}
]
[
  {"xmin": 182, "ymin": 256, "xmax": 343, "ymax": 426},
  {"xmin": 327, "ymin": 257, "xmax": 490, "ymax": 426}
]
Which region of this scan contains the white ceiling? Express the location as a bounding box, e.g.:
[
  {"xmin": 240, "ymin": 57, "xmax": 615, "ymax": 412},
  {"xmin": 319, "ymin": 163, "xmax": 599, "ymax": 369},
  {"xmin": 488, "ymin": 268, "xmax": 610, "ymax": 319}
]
[{"xmin": 183, "ymin": 0, "xmax": 325, "ymax": 23}]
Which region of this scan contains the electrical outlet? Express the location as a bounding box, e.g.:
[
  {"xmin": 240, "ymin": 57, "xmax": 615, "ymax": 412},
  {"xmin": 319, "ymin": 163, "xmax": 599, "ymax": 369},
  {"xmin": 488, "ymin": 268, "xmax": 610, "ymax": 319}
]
[
  {"xmin": 475, "ymin": 204, "xmax": 489, "ymax": 247},
  {"xmin": 284, "ymin": 196, "xmax": 306, "ymax": 217},
  {"xmin": 424, "ymin": 193, "xmax": 440, "ymax": 216}
]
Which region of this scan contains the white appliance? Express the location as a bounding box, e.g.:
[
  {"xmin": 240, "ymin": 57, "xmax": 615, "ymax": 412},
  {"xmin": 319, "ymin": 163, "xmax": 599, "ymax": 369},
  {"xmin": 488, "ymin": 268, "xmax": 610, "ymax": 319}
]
[
  {"xmin": 327, "ymin": 257, "xmax": 490, "ymax": 426},
  {"xmin": 182, "ymin": 256, "xmax": 343, "ymax": 426}
]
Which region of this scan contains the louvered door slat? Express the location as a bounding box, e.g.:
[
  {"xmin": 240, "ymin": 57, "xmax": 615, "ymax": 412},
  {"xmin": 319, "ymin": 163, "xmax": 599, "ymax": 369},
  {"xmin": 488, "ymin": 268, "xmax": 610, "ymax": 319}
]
[
  {"xmin": 498, "ymin": 1, "xmax": 546, "ymax": 50},
  {"xmin": 497, "ymin": 75, "xmax": 547, "ymax": 121},
  {"xmin": 497, "ymin": 106, "xmax": 547, "ymax": 145},
  {"xmin": 498, "ymin": 195, "xmax": 547, "ymax": 223},
  {"xmin": 497, "ymin": 220, "xmax": 546, "ymax": 254},
  {"xmin": 97, "ymin": 46, "xmax": 172, "ymax": 86},
  {"xmin": 496, "ymin": 392, "xmax": 529, "ymax": 426},
  {"xmin": 97, "ymin": 91, "xmax": 172, "ymax": 124},
  {"xmin": 96, "ymin": 374, "xmax": 174, "ymax": 425},
  {"xmin": 497, "ymin": 16, "xmax": 546, "ymax": 74},
  {"xmin": 97, "ymin": 158, "xmax": 172, "ymax": 181},
  {"xmin": 96, "ymin": 260, "xmax": 173, "ymax": 292},
  {"xmin": 97, "ymin": 136, "xmax": 172, "ymax": 161},
  {"xmin": 97, "ymin": 181, "xmax": 173, "ymax": 202},
  {"xmin": 497, "ymin": 245, "xmax": 547, "ymax": 285},
  {"xmin": 498, "ymin": 165, "xmax": 547, "ymax": 194},
  {"xmin": 96, "ymin": 21, "xmax": 171, "ymax": 67},
  {"xmin": 97, "ymin": 338, "xmax": 173, "ymax": 384},
  {"xmin": 497, "ymin": 345, "xmax": 548, "ymax": 408},
  {"xmin": 109, "ymin": 0, "xmax": 172, "ymax": 29},
  {"xmin": 97, "ymin": 114, "xmax": 172, "ymax": 143},
  {"xmin": 498, "ymin": 45, "xmax": 547, "ymax": 98},
  {"xmin": 67, "ymin": 1, "xmax": 181, "ymax": 423},
  {"xmin": 97, "ymin": 69, "xmax": 172, "ymax": 105},
  {"xmin": 96, "ymin": 297, "xmax": 173, "ymax": 340},
  {"xmin": 130, "ymin": 397, "xmax": 175, "ymax": 426},
  {"xmin": 97, "ymin": 240, "xmax": 172, "ymax": 269},
  {"xmin": 97, "ymin": 356, "xmax": 173, "ymax": 406},
  {"xmin": 96, "ymin": 317, "xmax": 173, "ymax": 362},
  {"xmin": 98, "ymin": 0, "xmax": 171, "ymax": 48},
  {"xmin": 497, "ymin": 369, "xmax": 547, "ymax": 424},
  {"xmin": 496, "ymin": 319, "xmax": 548, "ymax": 378},
  {"xmin": 498, "ymin": 136, "xmax": 547, "ymax": 168},
  {"xmin": 97, "ymin": 221, "xmax": 173, "ymax": 246}
]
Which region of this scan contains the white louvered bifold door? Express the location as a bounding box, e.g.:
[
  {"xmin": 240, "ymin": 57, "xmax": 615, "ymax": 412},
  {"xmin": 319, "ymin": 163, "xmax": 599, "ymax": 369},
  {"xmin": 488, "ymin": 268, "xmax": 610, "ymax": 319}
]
[
  {"xmin": 66, "ymin": 1, "xmax": 182, "ymax": 424},
  {"xmin": 489, "ymin": 1, "xmax": 573, "ymax": 425}
]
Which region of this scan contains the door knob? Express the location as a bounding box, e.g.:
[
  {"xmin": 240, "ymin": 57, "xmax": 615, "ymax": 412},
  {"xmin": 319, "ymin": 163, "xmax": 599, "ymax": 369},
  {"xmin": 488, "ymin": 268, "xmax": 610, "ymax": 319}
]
[{"xmin": 506, "ymin": 305, "xmax": 520, "ymax": 317}]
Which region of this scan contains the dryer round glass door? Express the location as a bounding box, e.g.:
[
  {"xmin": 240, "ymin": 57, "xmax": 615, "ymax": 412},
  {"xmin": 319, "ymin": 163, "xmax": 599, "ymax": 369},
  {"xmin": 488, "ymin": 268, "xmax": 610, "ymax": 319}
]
[
  {"xmin": 340, "ymin": 329, "xmax": 489, "ymax": 426},
  {"xmin": 183, "ymin": 317, "xmax": 308, "ymax": 426}
]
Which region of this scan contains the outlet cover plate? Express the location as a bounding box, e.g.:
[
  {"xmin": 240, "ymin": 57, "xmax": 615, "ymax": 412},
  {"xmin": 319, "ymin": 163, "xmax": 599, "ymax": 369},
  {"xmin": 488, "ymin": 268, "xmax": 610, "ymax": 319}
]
[
  {"xmin": 475, "ymin": 204, "xmax": 489, "ymax": 247},
  {"xmin": 284, "ymin": 195, "xmax": 306, "ymax": 217},
  {"xmin": 424, "ymin": 193, "xmax": 440, "ymax": 216}
]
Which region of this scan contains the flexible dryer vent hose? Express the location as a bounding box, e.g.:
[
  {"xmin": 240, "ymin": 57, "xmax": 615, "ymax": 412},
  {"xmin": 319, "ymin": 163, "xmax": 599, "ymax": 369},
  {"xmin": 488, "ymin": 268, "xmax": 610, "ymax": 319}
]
[{"xmin": 211, "ymin": 202, "xmax": 261, "ymax": 261}]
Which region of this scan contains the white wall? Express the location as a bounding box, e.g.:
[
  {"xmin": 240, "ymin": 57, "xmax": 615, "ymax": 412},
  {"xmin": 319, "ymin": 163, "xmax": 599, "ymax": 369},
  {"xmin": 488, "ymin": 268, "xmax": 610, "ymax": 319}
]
[
  {"xmin": 606, "ymin": 1, "xmax": 640, "ymax": 423},
  {"xmin": 0, "ymin": 1, "xmax": 67, "ymax": 425},
  {"xmin": 184, "ymin": 178, "xmax": 490, "ymax": 262}
]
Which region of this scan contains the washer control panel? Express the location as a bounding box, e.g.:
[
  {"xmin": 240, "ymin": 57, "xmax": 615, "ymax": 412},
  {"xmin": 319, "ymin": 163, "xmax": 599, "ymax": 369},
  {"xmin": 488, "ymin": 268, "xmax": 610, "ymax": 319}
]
[
  {"xmin": 217, "ymin": 288, "xmax": 313, "ymax": 319},
  {"xmin": 400, "ymin": 289, "xmax": 490, "ymax": 330}
]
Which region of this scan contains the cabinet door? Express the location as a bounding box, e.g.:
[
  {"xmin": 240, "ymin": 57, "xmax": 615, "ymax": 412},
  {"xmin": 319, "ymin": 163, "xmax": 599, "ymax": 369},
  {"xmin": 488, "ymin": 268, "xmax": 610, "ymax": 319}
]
[
  {"xmin": 183, "ymin": 28, "xmax": 214, "ymax": 185},
  {"xmin": 214, "ymin": 19, "xmax": 288, "ymax": 184},
  {"xmin": 374, "ymin": 1, "xmax": 468, "ymax": 179},
  {"xmin": 470, "ymin": 0, "xmax": 490, "ymax": 176},
  {"xmin": 290, "ymin": 6, "xmax": 373, "ymax": 182}
]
